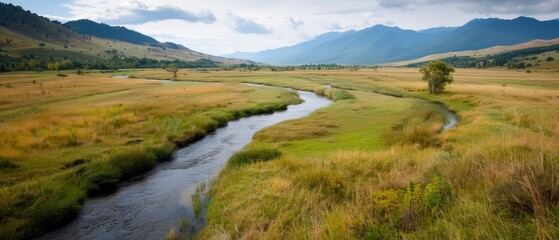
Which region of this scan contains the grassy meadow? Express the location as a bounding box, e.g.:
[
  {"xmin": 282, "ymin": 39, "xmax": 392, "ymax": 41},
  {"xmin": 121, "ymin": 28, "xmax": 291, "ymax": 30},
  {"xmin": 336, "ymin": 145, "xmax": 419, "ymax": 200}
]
[
  {"xmin": 1, "ymin": 67, "xmax": 558, "ymax": 240},
  {"xmin": 132, "ymin": 68, "xmax": 559, "ymax": 239},
  {"xmin": 0, "ymin": 71, "xmax": 302, "ymax": 239}
]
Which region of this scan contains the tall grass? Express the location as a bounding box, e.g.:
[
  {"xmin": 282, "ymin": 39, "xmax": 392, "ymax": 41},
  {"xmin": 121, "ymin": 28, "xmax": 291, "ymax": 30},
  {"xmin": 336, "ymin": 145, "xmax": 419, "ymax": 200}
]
[
  {"xmin": 199, "ymin": 68, "xmax": 559, "ymax": 239},
  {"xmin": 228, "ymin": 148, "xmax": 282, "ymax": 166},
  {"xmin": 0, "ymin": 74, "xmax": 302, "ymax": 239}
]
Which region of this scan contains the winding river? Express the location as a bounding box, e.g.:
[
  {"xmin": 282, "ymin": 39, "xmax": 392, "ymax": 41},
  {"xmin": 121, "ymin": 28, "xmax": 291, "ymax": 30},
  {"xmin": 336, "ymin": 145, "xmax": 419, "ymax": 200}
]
[
  {"xmin": 38, "ymin": 78, "xmax": 457, "ymax": 240},
  {"xmin": 38, "ymin": 83, "xmax": 332, "ymax": 240}
]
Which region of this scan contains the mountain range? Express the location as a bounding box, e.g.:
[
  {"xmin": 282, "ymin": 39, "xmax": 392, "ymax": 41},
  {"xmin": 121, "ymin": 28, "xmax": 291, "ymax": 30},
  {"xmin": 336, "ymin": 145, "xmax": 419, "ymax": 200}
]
[
  {"xmin": 226, "ymin": 17, "xmax": 559, "ymax": 65},
  {"xmin": 2, "ymin": 2, "xmax": 559, "ymax": 67}
]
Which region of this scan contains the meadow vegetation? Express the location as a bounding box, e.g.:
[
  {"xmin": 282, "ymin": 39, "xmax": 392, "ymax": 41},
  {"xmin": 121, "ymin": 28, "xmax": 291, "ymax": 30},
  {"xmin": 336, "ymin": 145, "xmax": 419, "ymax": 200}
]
[
  {"xmin": 2, "ymin": 66, "xmax": 558, "ymax": 239},
  {"xmin": 0, "ymin": 71, "xmax": 301, "ymax": 239},
  {"xmin": 131, "ymin": 67, "xmax": 559, "ymax": 239}
]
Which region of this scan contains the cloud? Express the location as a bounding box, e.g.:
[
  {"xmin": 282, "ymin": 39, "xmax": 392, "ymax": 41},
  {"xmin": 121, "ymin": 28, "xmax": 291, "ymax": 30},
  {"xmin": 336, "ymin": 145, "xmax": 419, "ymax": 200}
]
[
  {"xmin": 65, "ymin": 0, "xmax": 215, "ymax": 25},
  {"xmin": 226, "ymin": 11, "xmax": 271, "ymax": 34},
  {"xmin": 110, "ymin": 6, "xmax": 216, "ymax": 25},
  {"xmin": 326, "ymin": 22, "xmax": 343, "ymax": 30},
  {"xmin": 287, "ymin": 17, "xmax": 304, "ymax": 30},
  {"xmin": 384, "ymin": 20, "xmax": 396, "ymax": 26},
  {"xmin": 377, "ymin": 0, "xmax": 559, "ymax": 15}
]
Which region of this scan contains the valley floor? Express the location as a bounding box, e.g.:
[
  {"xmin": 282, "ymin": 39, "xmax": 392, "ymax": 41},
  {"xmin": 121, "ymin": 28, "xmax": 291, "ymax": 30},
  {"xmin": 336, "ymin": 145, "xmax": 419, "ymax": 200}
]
[
  {"xmin": 1, "ymin": 67, "xmax": 558, "ymax": 239},
  {"xmin": 134, "ymin": 68, "xmax": 559, "ymax": 239}
]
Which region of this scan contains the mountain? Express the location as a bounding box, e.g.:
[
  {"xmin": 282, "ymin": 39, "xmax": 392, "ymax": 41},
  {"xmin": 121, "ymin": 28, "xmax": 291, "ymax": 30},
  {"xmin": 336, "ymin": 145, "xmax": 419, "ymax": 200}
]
[
  {"xmin": 64, "ymin": 19, "xmax": 159, "ymax": 45},
  {"xmin": 418, "ymin": 27, "xmax": 458, "ymax": 35},
  {"xmin": 0, "ymin": 3, "xmax": 87, "ymax": 47},
  {"xmin": 226, "ymin": 17, "xmax": 559, "ymax": 65},
  {"xmin": 63, "ymin": 19, "xmax": 190, "ymax": 51},
  {"xmin": 0, "ymin": 2, "xmax": 249, "ymax": 70}
]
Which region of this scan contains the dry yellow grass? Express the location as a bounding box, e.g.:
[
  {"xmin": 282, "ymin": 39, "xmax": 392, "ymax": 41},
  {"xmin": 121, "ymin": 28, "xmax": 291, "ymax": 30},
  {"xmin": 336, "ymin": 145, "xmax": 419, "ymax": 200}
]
[{"xmin": 0, "ymin": 72, "xmax": 155, "ymax": 111}]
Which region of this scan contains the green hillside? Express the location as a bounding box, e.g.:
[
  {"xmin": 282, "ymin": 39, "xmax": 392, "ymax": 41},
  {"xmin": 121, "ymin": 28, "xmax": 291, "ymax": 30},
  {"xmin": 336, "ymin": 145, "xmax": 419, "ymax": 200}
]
[
  {"xmin": 0, "ymin": 3, "xmax": 249, "ymax": 72},
  {"xmin": 64, "ymin": 19, "xmax": 159, "ymax": 45},
  {"xmin": 406, "ymin": 44, "xmax": 559, "ymax": 70}
]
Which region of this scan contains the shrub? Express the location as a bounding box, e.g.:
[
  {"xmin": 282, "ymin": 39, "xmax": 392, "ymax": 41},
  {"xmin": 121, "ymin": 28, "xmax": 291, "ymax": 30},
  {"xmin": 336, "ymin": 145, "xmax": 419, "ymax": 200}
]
[
  {"xmin": 351, "ymin": 178, "xmax": 454, "ymax": 238},
  {"xmin": 423, "ymin": 177, "xmax": 452, "ymax": 213},
  {"xmin": 228, "ymin": 148, "xmax": 281, "ymax": 166}
]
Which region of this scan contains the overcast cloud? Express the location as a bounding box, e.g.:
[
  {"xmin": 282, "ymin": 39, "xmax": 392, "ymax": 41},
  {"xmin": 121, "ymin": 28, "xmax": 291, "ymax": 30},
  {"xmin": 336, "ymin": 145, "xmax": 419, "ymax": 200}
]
[
  {"xmin": 378, "ymin": 0, "xmax": 559, "ymax": 14},
  {"xmin": 5, "ymin": 0, "xmax": 559, "ymax": 55},
  {"xmin": 226, "ymin": 11, "xmax": 271, "ymax": 34}
]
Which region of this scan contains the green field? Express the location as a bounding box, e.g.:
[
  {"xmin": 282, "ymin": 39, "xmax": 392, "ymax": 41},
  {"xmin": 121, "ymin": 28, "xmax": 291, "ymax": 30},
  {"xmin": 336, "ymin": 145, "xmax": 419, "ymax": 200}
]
[{"xmin": 1, "ymin": 67, "xmax": 559, "ymax": 239}]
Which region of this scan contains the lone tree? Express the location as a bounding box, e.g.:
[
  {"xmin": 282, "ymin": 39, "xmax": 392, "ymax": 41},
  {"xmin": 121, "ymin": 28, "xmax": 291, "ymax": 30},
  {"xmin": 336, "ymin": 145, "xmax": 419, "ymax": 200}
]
[
  {"xmin": 420, "ymin": 61, "xmax": 455, "ymax": 94},
  {"xmin": 168, "ymin": 64, "xmax": 178, "ymax": 78}
]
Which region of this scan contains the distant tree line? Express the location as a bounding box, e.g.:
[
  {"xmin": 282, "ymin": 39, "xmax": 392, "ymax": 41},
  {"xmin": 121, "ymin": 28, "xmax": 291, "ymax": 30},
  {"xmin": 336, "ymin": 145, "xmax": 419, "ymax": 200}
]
[
  {"xmin": 407, "ymin": 44, "xmax": 559, "ymax": 69},
  {"xmin": 221, "ymin": 63, "xmax": 370, "ymax": 72},
  {"xmin": 0, "ymin": 54, "xmax": 221, "ymax": 72}
]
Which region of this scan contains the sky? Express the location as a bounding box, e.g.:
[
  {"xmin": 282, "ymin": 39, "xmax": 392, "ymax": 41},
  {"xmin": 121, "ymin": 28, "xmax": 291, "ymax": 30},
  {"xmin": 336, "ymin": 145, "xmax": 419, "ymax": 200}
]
[{"xmin": 4, "ymin": 0, "xmax": 559, "ymax": 55}]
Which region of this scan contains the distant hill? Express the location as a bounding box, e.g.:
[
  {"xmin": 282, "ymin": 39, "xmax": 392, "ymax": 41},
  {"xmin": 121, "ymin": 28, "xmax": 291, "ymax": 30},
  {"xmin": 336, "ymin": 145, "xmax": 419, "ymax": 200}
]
[
  {"xmin": 226, "ymin": 17, "xmax": 559, "ymax": 65},
  {"xmin": 405, "ymin": 43, "xmax": 559, "ymax": 70},
  {"xmin": 64, "ymin": 19, "xmax": 159, "ymax": 45},
  {"xmin": 0, "ymin": 3, "xmax": 87, "ymax": 47},
  {"xmin": 385, "ymin": 38, "xmax": 559, "ymax": 66},
  {"xmin": 0, "ymin": 2, "xmax": 250, "ymax": 72}
]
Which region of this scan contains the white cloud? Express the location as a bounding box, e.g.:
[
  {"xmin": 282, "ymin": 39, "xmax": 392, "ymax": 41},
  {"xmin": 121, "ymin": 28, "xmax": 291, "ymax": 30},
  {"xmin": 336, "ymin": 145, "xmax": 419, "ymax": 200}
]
[
  {"xmin": 287, "ymin": 17, "xmax": 304, "ymax": 30},
  {"xmin": 63, "ymin": 0, "xmax": 215, "ymax": 24},
  {"xmin": 225, "ymin": 11, "xmax": 271, "ymax": 34}
]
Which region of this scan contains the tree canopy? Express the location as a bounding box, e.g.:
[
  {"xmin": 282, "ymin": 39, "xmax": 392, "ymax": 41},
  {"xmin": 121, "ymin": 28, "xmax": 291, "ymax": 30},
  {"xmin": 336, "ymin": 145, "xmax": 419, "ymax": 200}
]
[{"xmin": 420, "ymin": 61, "xmax": 455, "ymax": 94}]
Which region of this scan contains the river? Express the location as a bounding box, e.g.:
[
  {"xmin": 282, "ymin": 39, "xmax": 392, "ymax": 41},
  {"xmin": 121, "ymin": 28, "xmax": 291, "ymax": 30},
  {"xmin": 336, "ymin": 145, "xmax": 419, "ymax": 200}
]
[
  {"xmin": 38, "ymin": 78, "xmax": 458, "ymax": 239},
  {"xmin": 38, "ymin": 83, "xmax": 332, "ymax": 240}
]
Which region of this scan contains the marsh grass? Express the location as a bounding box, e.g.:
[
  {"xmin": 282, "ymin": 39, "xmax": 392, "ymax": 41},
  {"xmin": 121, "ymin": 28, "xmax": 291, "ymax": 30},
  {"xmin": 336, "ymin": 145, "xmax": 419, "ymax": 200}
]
[
  {"xmin": 384, "ymin": 103, "xmax": 444, "ymax": 148},
  {"xmin": 228, "ymin": 148, "xmax": 282, "ymax": 167},
  {"xmin": 330, "ymin": 89, "xmax": 355, "ymax": 101},
  {"xmin": 0, "ymin": 73, "xmax": 301, "ymax": 239}
]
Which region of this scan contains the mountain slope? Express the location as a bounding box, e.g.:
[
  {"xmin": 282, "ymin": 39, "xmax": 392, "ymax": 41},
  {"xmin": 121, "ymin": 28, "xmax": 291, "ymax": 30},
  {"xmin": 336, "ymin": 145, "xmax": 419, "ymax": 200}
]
[
  {"xmin": 0, "ymin": 3, "xmax": 90, "ymax": 48},
  {"xmin": 227, "ymin": 17, "xmax": 559, "ymax": 65},
  {"xmin": 0, "ymin": 2, "xmax": 249, "ymax": 69},
  {"xmin": 410, "ymin": 17, "xmax": 559, "ymax": 56},
  {"xmin": 385, "ymin": 37, "xmax": 559, "ymax": 66},
  {"xmin": 64, "ymin": 19, "xmax": 159, "ymax": 45}
]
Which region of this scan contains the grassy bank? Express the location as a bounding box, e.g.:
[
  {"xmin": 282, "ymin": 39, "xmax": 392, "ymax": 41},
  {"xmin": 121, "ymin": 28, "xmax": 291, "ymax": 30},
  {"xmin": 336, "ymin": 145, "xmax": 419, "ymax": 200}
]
[
  {"xmin": 0, "ymin": 71, "xmax": 301, "ymax": 239},
  {"xmin": 137, "ymin": 68, "xmax": 559, "ymax": 239}
]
